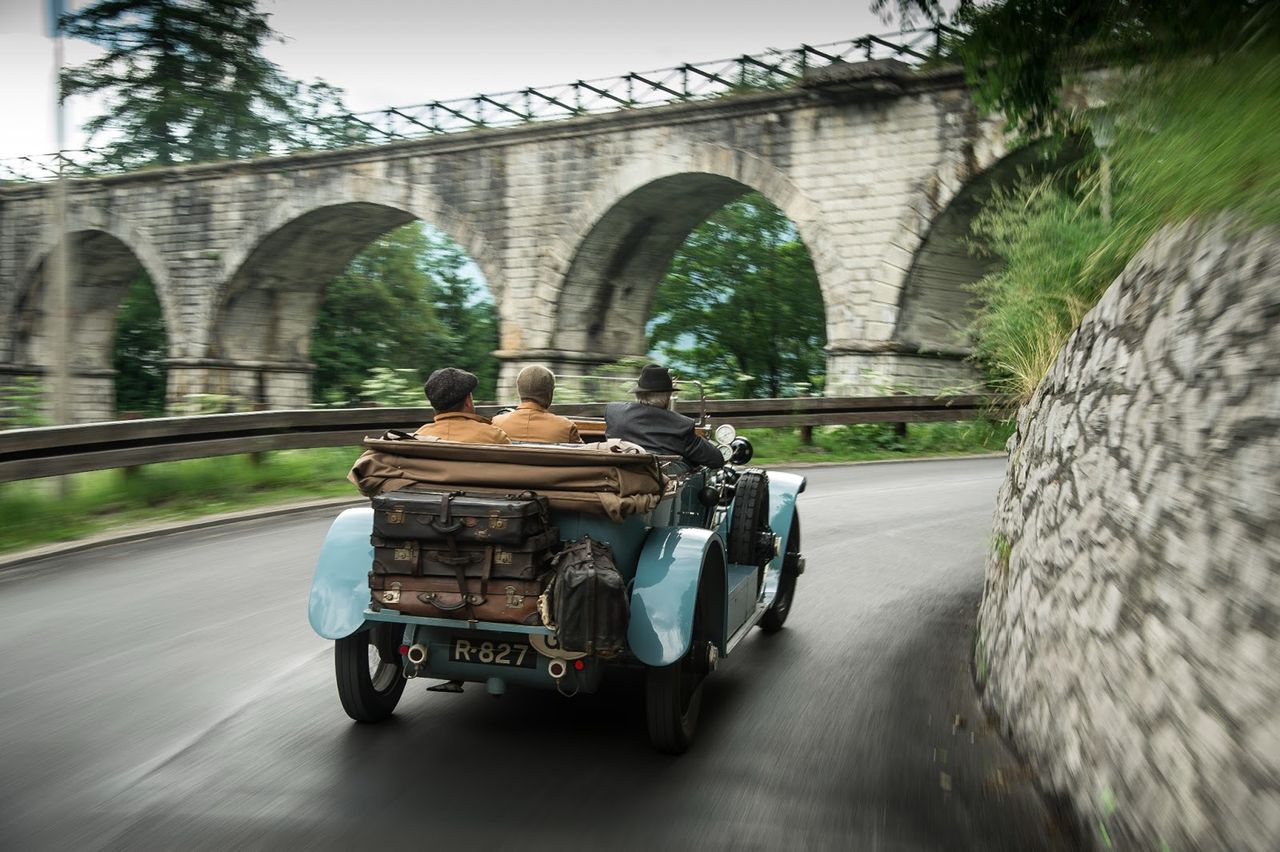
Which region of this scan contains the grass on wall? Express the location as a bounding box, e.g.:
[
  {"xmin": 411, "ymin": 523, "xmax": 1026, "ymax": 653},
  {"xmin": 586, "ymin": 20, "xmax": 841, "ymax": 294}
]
[{"xmin": 969, "ymin": 51, "xmax": 1280, "ymax": 402}]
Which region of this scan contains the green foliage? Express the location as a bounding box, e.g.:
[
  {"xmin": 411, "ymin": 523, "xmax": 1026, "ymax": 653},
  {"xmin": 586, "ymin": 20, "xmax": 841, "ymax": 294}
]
[
  {"xmin": 968, "ymin": 52, "xmax": 1280, "ymax": 400},
  {"xmin": 113, "ymin": 273, "xmax": 168, "ymax": 416},
  {"xmin": 358, "ymin": 368, "xmax": 428, "ymax": 407},
  {"xmin": 0, "ymin": 448, "xmax": 358, "ymax": 553},
  {"xmin": 0, "ymin": 377, "xmax": 49, "ymax": 428},
  {"xmin": 61, "ymin": 0, "xmax": 358, "ymax": 168},
  {"xmin": 649, "ymin": 193, "xmax": 826, "ymax": 398},
  {"xmin": 310, "ymin": 223, "xmax": 498, "ymax": 406},
  {"xmin": 744, "ymin": 419, "xmax": 1014, "ymax": 464}
]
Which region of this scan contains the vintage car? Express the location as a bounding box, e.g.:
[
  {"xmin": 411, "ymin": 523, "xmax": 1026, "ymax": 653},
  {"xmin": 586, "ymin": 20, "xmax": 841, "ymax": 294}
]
[{"xmin": 307, "ymin": 408, "xmax": 805, "ymax": 754}]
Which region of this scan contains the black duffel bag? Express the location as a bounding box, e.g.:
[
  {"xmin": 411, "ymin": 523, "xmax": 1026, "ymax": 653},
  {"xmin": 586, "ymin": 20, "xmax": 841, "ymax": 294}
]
[
  {"xmin": 548, "ymin": 535, "xmax": 628, "ymax": 657},
  {"xmin": 371, "ymin": 489, "xmax": 551, "ymax": 547}
]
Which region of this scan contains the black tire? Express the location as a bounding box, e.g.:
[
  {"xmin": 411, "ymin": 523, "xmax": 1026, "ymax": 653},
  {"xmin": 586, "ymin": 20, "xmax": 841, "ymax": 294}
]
[
  {"xmin": 335, "ymin": 623, "xmax": 406, "ymax": 723},
  {"xmin": 645, "ymin": 575, "xmax": 713, "ymax": 754},
  {"xmin": 727, "ymin": 469, "xmax": 771, "ymax": 567},
  {"xmin": 760, "ymin": 514, "xmax": 801, "ymax": 634}
]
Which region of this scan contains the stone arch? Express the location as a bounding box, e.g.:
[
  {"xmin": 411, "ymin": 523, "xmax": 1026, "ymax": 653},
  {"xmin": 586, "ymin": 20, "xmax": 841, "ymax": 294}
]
[
  {"xmin": 887, "ymin": 126, "xmax": 1082, "ymax": 354},
  {"xmin": 531, "ymin": 144, "xmax": 839, "ymax": 365},
  {"xmin": 210, "ymin": 174, "xmax": 499, "ymax": 367},
  {"xmin": 10, "ymin": 211, "xmax": 174, "ymax": 366}
]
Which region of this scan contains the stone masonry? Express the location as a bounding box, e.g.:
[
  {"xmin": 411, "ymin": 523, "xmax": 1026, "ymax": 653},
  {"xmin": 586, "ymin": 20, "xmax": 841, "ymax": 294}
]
[
  {"xmin": 0, "ymin": 60, "xmax": 1014, "ymax": 420},
  {"xmin": 976, "ymin": 218, "xmax": 1280, "ymax": 850}
]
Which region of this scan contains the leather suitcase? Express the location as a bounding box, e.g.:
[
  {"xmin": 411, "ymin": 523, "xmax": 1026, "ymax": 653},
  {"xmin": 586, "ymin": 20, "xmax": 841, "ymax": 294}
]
[
  {"xmin": 371, "ymin": 529, "xmax": 560, "ymax": 578},
  {"xmin": 370, "ymin": 573, "xmax": 546, "ymax": 624},
  {"xmin": 371, "ymin": 489, "xmax": 550, "ymax": 546}
]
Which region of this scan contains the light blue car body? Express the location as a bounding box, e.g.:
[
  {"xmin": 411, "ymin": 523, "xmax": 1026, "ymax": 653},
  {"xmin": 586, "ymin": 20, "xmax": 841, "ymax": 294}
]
[{"xmin": 308, "ymin": 469, "xmax": 806, "ymax": 671}]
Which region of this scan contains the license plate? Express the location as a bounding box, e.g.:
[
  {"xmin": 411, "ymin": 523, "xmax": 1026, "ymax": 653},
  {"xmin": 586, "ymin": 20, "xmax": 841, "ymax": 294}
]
[{"xmin": 449, "ymin": 637, "xmax": 536, "ymax": 668}]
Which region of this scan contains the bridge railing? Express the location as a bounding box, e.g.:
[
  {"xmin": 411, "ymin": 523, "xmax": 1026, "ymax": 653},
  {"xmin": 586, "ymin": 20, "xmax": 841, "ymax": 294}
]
[
  {"xmin": 0, "ymin": 27, "xmax": 957, "ymax": 182},
  {"xmin": 0, "ymin": 393, "xmax": 1004, "ymax": 483}
]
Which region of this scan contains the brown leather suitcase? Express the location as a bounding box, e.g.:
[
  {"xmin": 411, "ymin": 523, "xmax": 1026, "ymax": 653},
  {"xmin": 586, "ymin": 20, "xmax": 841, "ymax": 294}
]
[
  {"xmin": 369, "ymin": 573, "xmax": 546, "ymax": 624},
  {"xmin": 371, "ymin": 489, "xmax": 551, "ymax": 546}
]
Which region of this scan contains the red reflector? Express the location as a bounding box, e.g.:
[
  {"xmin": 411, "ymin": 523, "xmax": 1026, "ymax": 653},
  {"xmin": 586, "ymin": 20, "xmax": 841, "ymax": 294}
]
[
  {"xmin": 399, "ymin": 645, "xmax": 409, "ymax": 655},
  {"xmin": 573, "ymin": 659, "xmax": 585, "ymax": 671}
]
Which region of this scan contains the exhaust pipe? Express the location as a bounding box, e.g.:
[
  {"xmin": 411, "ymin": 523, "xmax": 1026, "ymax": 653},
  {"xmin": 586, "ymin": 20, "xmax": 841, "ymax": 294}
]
[
  {"xmin": 547, "ymin": 659, "xmax": 567, "ymax": 680},
  {"xmin": 406, "ymin": 644, "xmax": 428, "ymax": 665}
]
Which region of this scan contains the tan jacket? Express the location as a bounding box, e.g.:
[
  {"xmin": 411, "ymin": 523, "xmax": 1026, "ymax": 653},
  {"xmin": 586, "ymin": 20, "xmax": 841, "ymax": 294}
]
[
  {"xmin": 492, "ymin": 401, "xmax": 582, "ymax": 444},
  {"xmin": 416, "ymin": 411, "xmax": 511, "ymax": 444}
]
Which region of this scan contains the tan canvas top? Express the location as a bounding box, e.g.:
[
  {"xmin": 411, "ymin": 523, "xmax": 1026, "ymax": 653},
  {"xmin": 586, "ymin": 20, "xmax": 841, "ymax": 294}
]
[{"xmin": 348, "ymin": 435, "xmax": 665, "ymax": 522}]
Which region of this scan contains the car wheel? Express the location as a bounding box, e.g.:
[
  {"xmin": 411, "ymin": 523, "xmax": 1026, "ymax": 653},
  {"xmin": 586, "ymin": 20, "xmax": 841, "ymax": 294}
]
[
  {"xmin": 727, "ymin": 469, "xmax": 771, "ymax": 570},
  {"xmin": 335, "ymin": 623, "xmax": 406, "ymax": 722},
  {"xmin": 760, "ymin": 514, "xmax": 801, "ymax": 634},
  {"xmin": 645, "ymin": 579, "xmax": 712, "ymax": 754}
]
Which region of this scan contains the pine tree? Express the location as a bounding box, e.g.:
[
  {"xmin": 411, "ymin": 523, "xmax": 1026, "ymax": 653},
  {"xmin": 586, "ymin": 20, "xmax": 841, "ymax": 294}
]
[{"xmin": 60, "ymin": 0, "xmax": 355, "ymax": 168}]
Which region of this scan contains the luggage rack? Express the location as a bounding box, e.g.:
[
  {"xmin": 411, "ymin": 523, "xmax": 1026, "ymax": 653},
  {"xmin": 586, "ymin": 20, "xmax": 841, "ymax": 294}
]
[{"xmin": 363, "ymin": 608, "xmax": 555, "ymax": 635}]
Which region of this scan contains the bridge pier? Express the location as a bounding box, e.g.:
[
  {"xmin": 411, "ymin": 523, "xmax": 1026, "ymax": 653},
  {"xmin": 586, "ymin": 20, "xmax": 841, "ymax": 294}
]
[
  {"xmin": 494, "ymin": 349, "xmax": 652, "ymax": 404},
  {"xmin": 165, "ymin": 359, "xmax": 314, "ymax": 412},
  {"xmin": 824, "ymin": 346, "xmax": 984, "ymax": 397},
  {"xmin": 0, "ymin": 363, "xmax": 116, "ymax": 424}
]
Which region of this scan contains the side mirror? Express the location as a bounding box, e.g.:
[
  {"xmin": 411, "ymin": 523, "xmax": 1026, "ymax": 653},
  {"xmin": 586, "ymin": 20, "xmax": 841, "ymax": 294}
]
[{"xmin": 729, "ymin": 437, "xmax": 753, "ymax": 465}]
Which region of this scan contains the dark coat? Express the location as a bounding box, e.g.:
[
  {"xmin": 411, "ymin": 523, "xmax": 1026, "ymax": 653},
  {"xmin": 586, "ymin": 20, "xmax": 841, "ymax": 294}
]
[{"xmin": 604, "ymin": 402, "xmax": 725, "ymax": 468}]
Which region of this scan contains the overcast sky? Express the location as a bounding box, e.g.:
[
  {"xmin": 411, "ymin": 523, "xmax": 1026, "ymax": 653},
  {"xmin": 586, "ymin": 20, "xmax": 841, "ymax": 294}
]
[{"xmin": 0, "ymin": 0, "xmax": 896, "ymax": 160}]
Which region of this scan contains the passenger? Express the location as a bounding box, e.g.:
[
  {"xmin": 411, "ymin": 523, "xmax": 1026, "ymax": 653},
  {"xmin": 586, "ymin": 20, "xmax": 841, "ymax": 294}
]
[
  {"xmin": 604, "ymin": 364, "xmax": 724, "ymax": 468},
  {"xmin": 416, "ymin": 367, "xmax": 511, "ymax": 444},
  {"xmin": 492, "ymin": 365, "xmax": 583, "ymax": 444}
]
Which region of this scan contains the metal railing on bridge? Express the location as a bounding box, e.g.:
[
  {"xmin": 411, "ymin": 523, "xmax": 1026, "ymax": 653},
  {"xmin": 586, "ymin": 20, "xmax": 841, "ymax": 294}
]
[
  {"xmin": 0, "ymin": 27, "xmax": 957, "ymax": 182},
  {"xmin": 0, "ymin": 393, "xmax": 1003, "ymax": 483}
]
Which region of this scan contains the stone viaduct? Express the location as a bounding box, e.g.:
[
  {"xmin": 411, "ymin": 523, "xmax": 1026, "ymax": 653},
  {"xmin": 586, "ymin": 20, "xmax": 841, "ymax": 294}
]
[{"xmin": 0, "ymin": 58, "xmax": 1033, "ymax": 421}]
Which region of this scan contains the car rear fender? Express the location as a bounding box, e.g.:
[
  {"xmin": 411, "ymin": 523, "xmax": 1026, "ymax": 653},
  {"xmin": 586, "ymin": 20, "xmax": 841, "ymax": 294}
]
[
  {"xmin": 628, "ymin": 527, "xmax": 726, "ymax": 667},
  {"xmin": 308, "ymin": 507, "xmax": 374, "ymax": 640}
]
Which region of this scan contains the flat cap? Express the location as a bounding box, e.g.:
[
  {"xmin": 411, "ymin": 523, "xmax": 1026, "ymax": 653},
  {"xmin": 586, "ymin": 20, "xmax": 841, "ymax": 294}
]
[
  {"xmin": 423, "ymin": 367, "xmax": 478, "ymax": 411},
  {"xmin": 516, "ymin": 365, "xmax": 556, "ymax": 408}
]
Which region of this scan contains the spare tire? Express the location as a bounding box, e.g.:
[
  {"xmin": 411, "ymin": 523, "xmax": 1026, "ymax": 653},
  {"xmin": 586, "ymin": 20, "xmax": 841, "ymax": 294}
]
[{"xmin": 727, "ymin": 469, "xmax": 772, "ymax": 567}]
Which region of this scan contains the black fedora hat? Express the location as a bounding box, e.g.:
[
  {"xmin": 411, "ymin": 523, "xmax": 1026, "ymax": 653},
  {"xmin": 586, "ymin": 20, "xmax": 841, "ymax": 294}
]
[{"xmin": 632, "ymin": 364, "xmax": 675, "ymax": 394}]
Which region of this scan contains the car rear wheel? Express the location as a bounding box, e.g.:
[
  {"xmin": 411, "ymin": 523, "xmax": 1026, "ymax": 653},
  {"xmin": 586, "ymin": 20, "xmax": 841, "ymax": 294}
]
[
  {"xmin": 760, "ymin": 514, "xmax": 801, "ymax": 634},
  {"xmin": 335, "ymin": 623, "xmax": 406, "ymax": 722},
  {"xmin": 645, "ymin": 576, "xmax": 714, "ymax": 754}
]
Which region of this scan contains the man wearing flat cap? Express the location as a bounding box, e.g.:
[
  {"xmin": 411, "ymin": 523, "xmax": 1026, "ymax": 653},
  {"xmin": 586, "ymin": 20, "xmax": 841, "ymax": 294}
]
[
  {"xmin": 604, "ymin": 364, "xmax": 724, "ymax": 468},
  {"xmin": 416, "ymin": 367, "xmax": 511, "ymax": 444},
  {"xmin": 493, "ymin": 365, "xmax": 582, "ymax": 444}
]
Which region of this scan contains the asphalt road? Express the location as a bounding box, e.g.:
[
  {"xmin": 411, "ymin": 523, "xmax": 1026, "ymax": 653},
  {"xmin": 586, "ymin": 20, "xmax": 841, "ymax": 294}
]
[{"xmin": 0, "ymin": 457, "xmax": 1073, "ymax": 851}]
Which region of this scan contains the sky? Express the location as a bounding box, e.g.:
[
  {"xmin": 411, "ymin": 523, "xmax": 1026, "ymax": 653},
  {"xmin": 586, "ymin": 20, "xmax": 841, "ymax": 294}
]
[{"xmin": 0, "ymin": 0, "xmax": 897, "ymax": 160}]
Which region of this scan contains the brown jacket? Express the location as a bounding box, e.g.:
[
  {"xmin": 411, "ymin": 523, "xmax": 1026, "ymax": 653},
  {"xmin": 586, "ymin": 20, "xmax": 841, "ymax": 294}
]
[
  {"xmin": 416, "ymin": 411, "xmax": 511, "ymax": 444},
  {"xmin": 492, "ymin": 401, "xmax": 582, "ymax": 444}
]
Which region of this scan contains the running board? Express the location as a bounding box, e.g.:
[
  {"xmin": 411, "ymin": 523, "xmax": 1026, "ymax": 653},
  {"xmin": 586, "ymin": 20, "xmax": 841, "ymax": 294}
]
[{"xmin": 724, "ymin": 602, "xmax": 769, "ymax": 656}]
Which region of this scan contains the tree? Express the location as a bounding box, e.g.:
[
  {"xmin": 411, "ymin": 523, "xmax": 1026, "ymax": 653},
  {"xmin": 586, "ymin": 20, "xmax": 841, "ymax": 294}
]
[
  {"xmin": 649, "ymin": 194, "xmax": 825, "ymax": 399},
  {"xmin": 60, "ymin": 0, "xmax": 359, "ymax": 168},
  {"xmin": 113, "ymin": 274, "xmax": 168, "ymax": 415},
  {"xmin": 874, "ymin": 0, "xmax": 1276, "ymax": 135},
  {"xmin": 310, "ymin": 224, "xmax": 499, "ymax": 406}
]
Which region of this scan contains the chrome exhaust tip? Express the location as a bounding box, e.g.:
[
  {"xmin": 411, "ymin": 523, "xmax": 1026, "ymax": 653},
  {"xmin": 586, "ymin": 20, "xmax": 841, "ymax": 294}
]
[{"xmin": 406, "ymin": 643, "xmax": 428, "ymax": 665}]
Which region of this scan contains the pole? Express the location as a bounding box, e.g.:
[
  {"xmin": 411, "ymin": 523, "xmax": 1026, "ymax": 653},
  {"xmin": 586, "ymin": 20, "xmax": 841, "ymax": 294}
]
[{"xmin": 50, "ymin": 1, "xmax": 73, "ymax": 496}]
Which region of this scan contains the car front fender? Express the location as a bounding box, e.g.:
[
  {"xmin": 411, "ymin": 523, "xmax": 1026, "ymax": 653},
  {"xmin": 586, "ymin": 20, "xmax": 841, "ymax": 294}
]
[
  {"xmin": 761, "ymin": 471, "xmax": 806, "ymax": 605},
  {"xmin": 308, "ymin": 507, "xmax": 374, "ymax": 640},
  {"xmin": 628, "ymin": 526, "xmax": 724, "ymax": 667}
]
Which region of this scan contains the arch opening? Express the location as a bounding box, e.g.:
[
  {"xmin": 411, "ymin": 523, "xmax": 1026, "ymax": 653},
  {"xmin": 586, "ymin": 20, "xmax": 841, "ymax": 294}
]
[
  {"xmin": 211, "ymin": 202, "xmax": 496, "ymax": 409},
  {"xmin": 894, "ymin": 143, "xmax": 1086, "ymax": 355},
  {"xmin": 547, "ymin": 173, "xmax": 827, "ymax": 400},
  {"xmin": 9, "ymin": 230, "xmax": 163, "ymax": 423}
]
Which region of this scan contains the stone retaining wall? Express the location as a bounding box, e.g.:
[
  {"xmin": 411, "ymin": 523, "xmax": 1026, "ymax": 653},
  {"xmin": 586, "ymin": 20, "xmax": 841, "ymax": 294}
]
[{"xmin": 976, "ymin": 218, "xmax": 1279, "ymax": 850}]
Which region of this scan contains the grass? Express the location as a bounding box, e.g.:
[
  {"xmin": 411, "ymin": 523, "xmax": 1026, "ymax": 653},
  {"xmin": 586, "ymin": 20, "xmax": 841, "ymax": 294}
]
[
  {"xmin": 969, "ymin": 51, "xmax": 1280, "ymax": 402},
  {"xmin": 0, "ymin": 420, "xmax": 1012, "ymax": 556}
]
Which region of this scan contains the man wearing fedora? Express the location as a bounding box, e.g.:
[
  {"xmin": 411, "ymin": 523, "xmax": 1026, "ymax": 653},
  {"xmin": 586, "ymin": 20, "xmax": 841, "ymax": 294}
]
[
  {"xmin": 416, "ymin": 367, "xmax": 511, "ymax": 444},
  {"xmin": 493, "ymin": 365, "xmax": 583, "ymax": 444},
  {"xmin": 604, "ymin": 364, "xmax": 724, "ymax": 468}
]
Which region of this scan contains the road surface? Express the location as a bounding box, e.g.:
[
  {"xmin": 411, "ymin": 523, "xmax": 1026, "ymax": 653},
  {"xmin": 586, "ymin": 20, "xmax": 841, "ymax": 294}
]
[{"xmin": 0, "ymin": 457, "xmax": 1073, "ymax": 850}]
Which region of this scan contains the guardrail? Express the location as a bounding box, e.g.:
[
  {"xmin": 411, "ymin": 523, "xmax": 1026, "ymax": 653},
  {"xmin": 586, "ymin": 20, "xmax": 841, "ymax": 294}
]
[{"xmin": 0, "ymin": 394, "xmax": 1004, "ymax": 483}]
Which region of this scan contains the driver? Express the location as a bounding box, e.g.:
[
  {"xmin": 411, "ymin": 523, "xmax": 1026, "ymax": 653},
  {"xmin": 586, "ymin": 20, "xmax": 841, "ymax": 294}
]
[{"xmin": 604, "ymin": 364, "xmax": 724, "ymax": 468}]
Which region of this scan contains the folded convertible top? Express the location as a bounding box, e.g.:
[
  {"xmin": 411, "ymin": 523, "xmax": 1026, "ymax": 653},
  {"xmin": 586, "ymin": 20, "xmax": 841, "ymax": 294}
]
[{"xmin": 348, "ymin": 435, "xmax": 666, "ymax": 522}]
